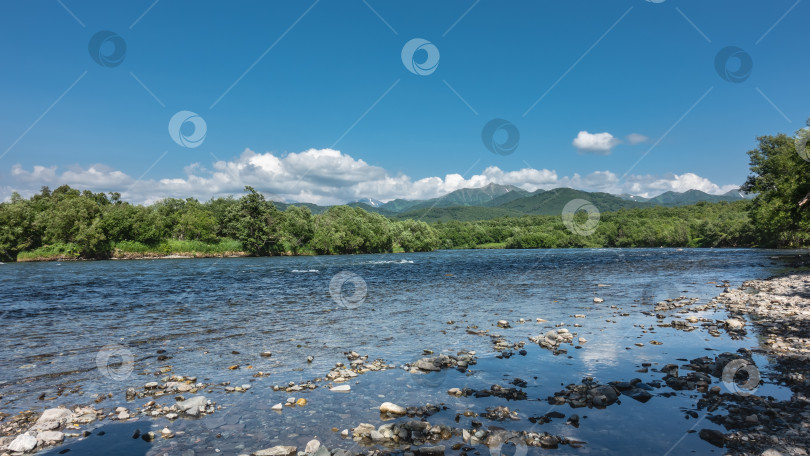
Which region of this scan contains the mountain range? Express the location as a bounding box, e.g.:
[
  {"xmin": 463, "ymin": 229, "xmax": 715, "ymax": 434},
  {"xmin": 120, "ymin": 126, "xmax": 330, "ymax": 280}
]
[{"xmin": 274, "ymin": 183, "xmax": 748, "ymax": 222}]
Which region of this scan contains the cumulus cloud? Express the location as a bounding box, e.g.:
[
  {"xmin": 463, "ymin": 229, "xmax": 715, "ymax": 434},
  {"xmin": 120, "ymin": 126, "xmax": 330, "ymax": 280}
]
[
  {"xmin": 572, "ymin": 131, "xmax": 621, "ymax": 154},
  {"xmin": 2, "ymin": 148, "xmax": 739, "ymax": 205},
  {"xmin": 626, "ymin": 133, "xmax": 649, "ymax": 145},
  {"xmin": 624, "ymin": 172, "xmax": 739, "ymax": 197}
]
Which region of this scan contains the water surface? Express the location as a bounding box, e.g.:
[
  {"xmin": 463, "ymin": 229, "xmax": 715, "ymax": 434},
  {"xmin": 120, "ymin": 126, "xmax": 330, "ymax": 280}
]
[{"xmin": 0, "ymin": 248, "xmax": 799, "ymax": 455}]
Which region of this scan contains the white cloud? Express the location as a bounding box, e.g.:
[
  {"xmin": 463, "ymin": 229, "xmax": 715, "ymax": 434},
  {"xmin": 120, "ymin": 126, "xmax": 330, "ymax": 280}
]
[
  {"xmin": 572, "ymin": 131, "xmax": 621, "ymax": 154},
  {"xmin": 2, "ymin": 148, "xmax": 739, "ymax": 205},
  {"xmin": 626, "ymin": 133, "xmax": 649, "ymax": 145},
  {"xmin": 624, "ymin": 172, "xmax": 739, "ymax": 197}
]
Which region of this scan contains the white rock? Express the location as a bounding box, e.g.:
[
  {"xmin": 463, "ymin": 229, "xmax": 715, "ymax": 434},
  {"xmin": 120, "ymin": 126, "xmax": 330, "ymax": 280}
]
[
  {"xmin": 31, "ymin": 420, "xmax": 60, "ymax": 431},
  {"xmin": 352, "ymin": 423, "xmax": 375, "ymax": 436},
  {"xmin": 725, "ymin": 318, "xmax": 745, "ymax": 330},
  {"xmin": 253, "ymin": 445, "xmax": 297, "ymax": 456},
  {"xmin": 305, "ymin": 439, "xmax": 320, "ymax": 453},
  {"xmin": 330, "ymin": 384, "xmax": 351, "ymax": 392},
  {"xmin": 8, "ymin": 434, "xmax": 38, "ymax": 452},
  {"xmin": 117, "ymin": 411, "xmax": 130, "ymax": 420},
  {"xmin": 593, "ymin": 297, "xmax": 604, "ymax": 303},
  {"xmin": 36, "ymin": 407, "xmax": 74, "ymax": 425},
  {"xmin": 271, "ymin": 403, "xmax": 283, "ymax": 411},
  {"xmin": 176, "ymin": 395, "xmax": 207, "ymax": 412},
  {"xmin": 379, "ymin": 402, "xmax": 406, "ymax": 416},
  {"xmin": 37, "ymin": 430, "xmax": 64, "ymax": 444}
]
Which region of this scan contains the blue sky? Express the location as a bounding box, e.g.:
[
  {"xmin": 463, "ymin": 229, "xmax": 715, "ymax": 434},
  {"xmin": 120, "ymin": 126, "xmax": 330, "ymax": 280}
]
[{"xmin": 0, "ymin": 0, "xmax": 807, "ymax": 204}]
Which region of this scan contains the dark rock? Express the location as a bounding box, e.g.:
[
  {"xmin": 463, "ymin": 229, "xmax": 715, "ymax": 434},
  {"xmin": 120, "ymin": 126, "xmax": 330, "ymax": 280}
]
[
  {"xmin": 625, "ymin": 388, "xmax": 652, "ymax": 403},
  {"xmin": 698, "ymin": 429, "xmax": 725, "ymax": 447},
  {"xmin": 417, "ymin": 445, "xmax": 445, "ymax": 456}
]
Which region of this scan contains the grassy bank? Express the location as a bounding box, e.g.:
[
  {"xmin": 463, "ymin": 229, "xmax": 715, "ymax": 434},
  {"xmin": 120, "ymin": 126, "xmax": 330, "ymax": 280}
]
[{"xmin": 17, "ymin": 239, "xmax": 247, "ymax": 262}]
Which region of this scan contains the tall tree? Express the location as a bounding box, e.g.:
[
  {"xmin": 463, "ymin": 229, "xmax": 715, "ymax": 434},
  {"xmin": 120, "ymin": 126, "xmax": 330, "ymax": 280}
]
[
  {"xmin": 226, "ymin": 186, "xmax": 282, "ymax": 255},
  {"xmin": 742, "ymin": 120, "xmax": 810, "ymax": 247}
]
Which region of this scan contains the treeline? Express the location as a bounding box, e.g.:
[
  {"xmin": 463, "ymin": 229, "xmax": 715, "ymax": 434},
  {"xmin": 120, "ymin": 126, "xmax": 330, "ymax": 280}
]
[
  {"xmin": 0, "ymin": 184, "xmax": 757, "ymax": 262},
  {"xmin": 0, "ymin": 185, "xmax": 440, "ymax": 261},
  {"xmin": 435, "ymin": 200, "xmax": 755, "ymax": 249}
]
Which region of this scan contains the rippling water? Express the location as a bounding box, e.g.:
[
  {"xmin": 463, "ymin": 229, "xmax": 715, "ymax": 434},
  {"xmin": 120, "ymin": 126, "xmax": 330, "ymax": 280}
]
[{"xmin": 0, "ymin": 248, "xmax": 799, "ymax": 455}]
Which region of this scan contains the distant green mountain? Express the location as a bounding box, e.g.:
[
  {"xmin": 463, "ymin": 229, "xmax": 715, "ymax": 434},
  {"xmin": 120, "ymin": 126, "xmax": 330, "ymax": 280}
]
[
  {"xmin": 272, "ymin": 185, "xmax": 745, "ymax": 221},
  {"xmin": 645, "ymin": 189, "xmax": 744, "ymax": 206},
  {"xmin": 497, "ymin": 188, "xmax": 647, "ymax": 215},
  {"xmin": 346, "ymin": 201, "xmax": 395, "ymax": 216},
  {"xmin": 379, "ymin": 198, "xmax": 421, "ymax": 213},
  {"xmin": 393, "ymin": 205, "xmax": 524, "ymax": 222},
  {"xmin": 380, "ymin": 183, "xmax": 526, "ymax": 213},
  {"xmin": 482, "ymin": 187, "xmax": 534, "ymax": 206}
]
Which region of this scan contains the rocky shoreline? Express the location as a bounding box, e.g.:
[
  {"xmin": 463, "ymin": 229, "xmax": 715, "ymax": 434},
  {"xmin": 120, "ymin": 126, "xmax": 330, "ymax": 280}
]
[
  {"xmin": 2, "ymin": 271, "xmax": 810, "ymax": 455},
  {"xmin": 700, "ymin": 273, "xmax": 810, "ymax": 454}
]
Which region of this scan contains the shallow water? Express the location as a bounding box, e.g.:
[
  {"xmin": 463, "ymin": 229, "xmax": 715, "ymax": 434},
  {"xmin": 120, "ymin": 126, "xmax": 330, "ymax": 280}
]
[{"xmin": 0, "ymin": 248, "xmax": 800, "ymax": 455}]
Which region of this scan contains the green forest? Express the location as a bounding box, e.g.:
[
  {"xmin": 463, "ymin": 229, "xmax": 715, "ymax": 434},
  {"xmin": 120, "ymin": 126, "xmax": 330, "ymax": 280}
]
[{"xmin": 1, "ymin": 121, "xmax": 808, "ymax": 262}]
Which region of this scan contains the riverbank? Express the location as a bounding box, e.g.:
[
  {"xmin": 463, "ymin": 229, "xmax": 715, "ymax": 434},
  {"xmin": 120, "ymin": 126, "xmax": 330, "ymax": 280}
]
[{"xmin": 699, "ymin": 273, "xmax": 810, "ymax": 454}]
